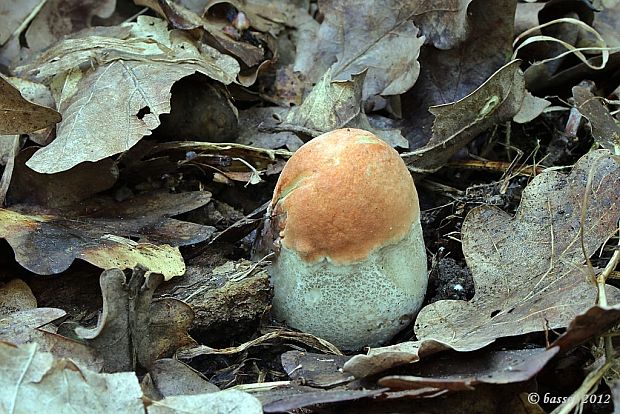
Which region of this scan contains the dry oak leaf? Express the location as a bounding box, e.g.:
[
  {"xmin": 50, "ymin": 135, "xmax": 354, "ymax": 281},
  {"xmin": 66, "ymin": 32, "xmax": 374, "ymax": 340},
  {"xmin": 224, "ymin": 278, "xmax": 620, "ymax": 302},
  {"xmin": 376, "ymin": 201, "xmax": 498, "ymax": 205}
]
[
  {"xmin": 415, "ymin": 149, "xmax": 620, "ymax": 351},
  {"xmin": 295, "ymin": 0, "xmax": 427, "ymax": 101},
  {"xmin": 0, "ymin": 75, "xmax": 61, "ymax": 135},
  {"xmin": 0, "ymin": 208, "xmax": 187, "ymax": 279},
  {"xmin": 402, "ymin": 59, "xmax": 529, "ymax": 175},
  {"xmin": 18, "ymin": 16, "xmax": 239, "ymax": 174},
  {"xmin": 283, "ymin": 69, "xmax": 408, "ymax": 148}
]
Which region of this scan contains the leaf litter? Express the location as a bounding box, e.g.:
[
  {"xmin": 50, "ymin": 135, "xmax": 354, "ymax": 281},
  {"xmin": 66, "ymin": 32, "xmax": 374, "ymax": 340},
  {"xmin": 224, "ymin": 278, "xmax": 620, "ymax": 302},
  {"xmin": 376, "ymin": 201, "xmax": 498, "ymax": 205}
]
[{"xmin": 1, "ymin": 0, "xmax": 620, "ymax": 412}]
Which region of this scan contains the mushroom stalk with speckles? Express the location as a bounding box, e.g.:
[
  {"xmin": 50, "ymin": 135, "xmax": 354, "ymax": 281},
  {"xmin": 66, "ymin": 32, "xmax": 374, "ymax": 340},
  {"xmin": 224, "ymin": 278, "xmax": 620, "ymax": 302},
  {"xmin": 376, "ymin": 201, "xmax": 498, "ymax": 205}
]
[{"xmin": 266, "ymin": 128, "xmax": 428, "ymax": 350}]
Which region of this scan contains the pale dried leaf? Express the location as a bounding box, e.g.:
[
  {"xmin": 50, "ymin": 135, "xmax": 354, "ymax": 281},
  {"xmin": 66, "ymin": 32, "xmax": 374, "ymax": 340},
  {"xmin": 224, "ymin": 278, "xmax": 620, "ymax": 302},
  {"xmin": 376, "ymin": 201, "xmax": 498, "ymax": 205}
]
[
  {"xmin": 415, "ymin": 150, "xmax": 620, "ymax": 351},
  {"xmin": 147, "ymin": 390, "xmax": 262, "ymax": 414},
  {"xmin": 0, "ymin": 342, "xmax": 144, "ymax": 413}
]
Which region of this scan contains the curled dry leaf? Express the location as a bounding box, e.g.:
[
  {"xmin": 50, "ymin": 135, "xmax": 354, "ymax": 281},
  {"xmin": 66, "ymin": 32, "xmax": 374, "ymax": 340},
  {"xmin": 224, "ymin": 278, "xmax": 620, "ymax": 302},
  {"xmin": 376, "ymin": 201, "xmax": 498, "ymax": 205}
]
[
  {"xmin": 138, "ymin": 0, "xmax": 269, "ymax": 69},
  {"xmin": 147, "ymin": 390, "xmax": 262, "ymax": 414},
  {"xmin": 402, "ymin": 0, "xmax": 516, "ymax": 150},
  {"xmin": 550, "ymin": 305, "xmax": 620, "ymax": 352},
  {"xmin": 143, "ymin": 358, "xmax": 219, "ymax": 399},
  {"xmin": 24, "ymin": 0, "xmax": 116, "ymax": 52},
  {"xmin": 283, "ymin": 69, "xmax": 408, "ymax": 148},
  {"xmin": 0, "ymin": 308, "xmax": 65, "ymax": 346},
  {"xmin": 0, "ymin": 75, "xmax": 61, "ymax": 135},
  {"xmin": 17, "ymin": 16, "xmax": 239, "ymax": 174},
  {"xmin": 403, "ymin": 59, "xmax": 529, "ymax": 174},
  {"xmin": 75, "ymin": 268, "xmax": 196, "ymax": 373},
  {"xmin": 259, "ymin": 388, "xmax": 387, "ymax": 414},
  {"xmin": 572, "ymin": 85, "xmax": 620, "ymax": 151},
  {"xmin": 7, "ymin": 147, "xmax": 117, "ymax": 208},
  {"xmin": 377, "ymin": 348, "xmax": 559, "ymax": 391},
  {"xmin": 0, "ymin": 0, "xmax": 46, "ymax": 44},
  {"xmin": 281, "ymin": 351, "xmax": 354, "ymax": 388}
]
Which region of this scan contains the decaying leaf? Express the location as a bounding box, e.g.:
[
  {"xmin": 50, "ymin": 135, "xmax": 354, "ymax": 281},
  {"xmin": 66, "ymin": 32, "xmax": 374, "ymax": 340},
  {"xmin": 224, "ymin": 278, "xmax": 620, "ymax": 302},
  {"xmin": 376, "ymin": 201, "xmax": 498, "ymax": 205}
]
[
  {"xmin": 377, "ymin": 348, "xmax": 559, "ymax": 391},
  {"xmin": 15, "ymin": 16, "xmax": 239, "ymax": 85},
  {"xmin": 7, "ymin": 147, "xmax": 118, "ymax": 208},
  {"xmin": 0, "ymin": 341, "xmax": 144, "ymax": 413},
  {"xmin": 0, "ymin": 75, "xmax": 61, "ymax": 135},
  {"xmin": 0, "ymin": 308, "xmax": 64, "ymax": 346},
  {"xmin": 573, "ymin": 84, "xmax": 620, "ymax": 151},
  {"xmin": 0, "ymin": 208, "xmax": 192, "ymax": 279},
  {"xmin": 284, "ymin": 69, "xmax": 408, "ymax": 148},
  {"xmin": 17, "ymin": 16, "xmax": 240, "ymax": 174},
  {"xmin": 75, "ymin": 268, "xmax": 196, "ymax": 372},
  {"xmin": 259, "ymin": 387, "xmax": 388, "ymax": 414},
  {"xmin": 0, "ymin": 0, "xmax": 46, "ymax": 44},
  {"xmin": 403, "ymin": 60, "xmax": 528, "ymax": 174},
  {"xmin": 512, "ymin": 91, "xmax": 551, "ymax": 124},
  {"xmin": 142, "ymin": 358, "xmax": 219, "ymax": 400},
  {"xmin": 281, "ymin": 351, "xmax": 354, "ymax": 388},
  {"xmin": 343, "ymin": 340, "xmax": 446, "ymax": 378},
  {"xmin": 416, "ymin": 150, "xmax": 620, "ymax": 350},
  {"xmin": 551, "ymin": 305, "xmax": 620, "ymax": 352},
  {"xmin": 0, "ymin": 190, "xmax": 213, "ymax": 278},
  {"xmin": 402, "ymin": 0, "xmax": 516, "ymax": 150},
  {"xmin": 24, "ymin": 0, "xmax": 116, "ymax": 52},
  {"xmin": 294, "ymin": 0, "xmax": 426, "ymax": 102}
]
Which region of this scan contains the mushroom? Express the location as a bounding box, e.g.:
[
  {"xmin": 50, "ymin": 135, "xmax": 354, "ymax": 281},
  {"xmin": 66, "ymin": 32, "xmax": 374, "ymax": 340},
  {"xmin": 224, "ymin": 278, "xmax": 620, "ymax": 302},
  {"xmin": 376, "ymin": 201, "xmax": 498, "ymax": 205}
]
[{"xmin": 267, "ymin": 128, "xmax": 427, "ymax": 350}]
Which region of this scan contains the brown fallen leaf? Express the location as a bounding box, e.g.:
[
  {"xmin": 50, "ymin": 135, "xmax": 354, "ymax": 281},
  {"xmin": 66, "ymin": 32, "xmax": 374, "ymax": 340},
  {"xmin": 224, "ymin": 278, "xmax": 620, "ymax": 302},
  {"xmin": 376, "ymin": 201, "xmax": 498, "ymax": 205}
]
[
  {"xmin": 0, "ymin": 0, "xmax": 45, "ymax": 45},
  {"xmin": 280, "ymin": 351, "xmax": 354, "ymax": 388},
  {"xmin": 414, "ymin": 149, "xmax": 620, "ymax": 351},
  {"xmin": 572, "ymin": 84, "xmax": 620, "ymax": 151},
  {"xmin": 0, "ymin": 75, "xmax": 61, "ymax": 134},
  {"xmin": 259, "ymin": 387, "xmax": 388, "ymax": 414},
  {"xmin": 16, "ymin": 16, "xmax": 240, "ymax": 174},
  {"xmin": 402, "ymin": 0, "xmax": 516, "ymax": 150},
  {"xmin": 377, "ymin": 348, "xmax": 559, "ymax": 391},
  {"xmin": 7, "ymin": 147, "xmax": 117, "ymax": 208},
  {"xmin": 402, "ymin": 59, "xmax": 529, "ymax": 175},
  {"xmin": 1, "ymin": 190, "xmax": 213, "ymax": 278},
  {"xmin": 0, "ymin": 308, "xmax": 65, "ymax": 346},
  {"xmin": 550, "ymin": 305, "xmax": 620, "ymax": 352},
  {"xmin": 293, "ymin": 0, "xmax": 426, "ymax": 103},
  {"xmin": 0, "ymin": 202, "xmax": 212, "ymax": 278},
  {"xmin": 147, "ymin": 390, "xmax": 262, "ymax": 414},
  {"xmin": 282, "ymin": 69, "xmax": 408, "ymax": 148},
  {"xmin": 75, "ymin": 267, "xmax": 196, "ymax": 372},
  {"xmin": 24, "ymin": 0, "xmax": 116, "ymax": 53},
  {"xmin": 142, "ymin": 358, "xmax": 219, "ymax": 400},
  {"xmin": 138, "ymin": 0, "xmax": 270, "ymax": 68}
]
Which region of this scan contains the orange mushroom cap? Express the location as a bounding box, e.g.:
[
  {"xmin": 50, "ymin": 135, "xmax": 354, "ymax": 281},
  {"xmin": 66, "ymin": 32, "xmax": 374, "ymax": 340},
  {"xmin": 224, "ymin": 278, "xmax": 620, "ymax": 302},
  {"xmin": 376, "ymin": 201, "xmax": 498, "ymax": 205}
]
[{"xmin": 270, "ymin": 128, "xmax": 419, "ymax": 264}]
